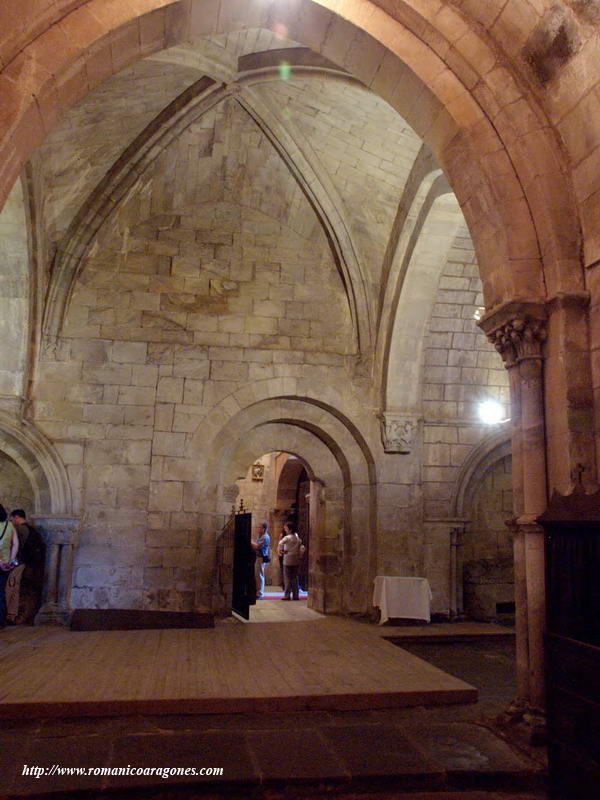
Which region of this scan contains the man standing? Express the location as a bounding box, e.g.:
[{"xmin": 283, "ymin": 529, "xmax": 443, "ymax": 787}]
[
  {"xmin": 10, "ymin": 510, "xmax": 45, "ymax": 624},
  {"xmin": 0, "ymin": 504, "xmax": 19, "ymax": 629},
  {"xmin": 255, "ymin": 522, "xmax": 270, "ymax": 598},
  {"xmin": 278, "ymin": 522, "xmax": 305, "ymax": 601}
]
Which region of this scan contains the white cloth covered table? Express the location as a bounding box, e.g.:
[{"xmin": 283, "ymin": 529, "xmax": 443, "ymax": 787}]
[{"xmin": 373, "ymin": 576, "xmax": 432, "ymax": 624}]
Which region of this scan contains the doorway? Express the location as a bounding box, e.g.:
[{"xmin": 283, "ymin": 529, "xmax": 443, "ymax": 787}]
[{"xmin": 233, "ymin": 451, "xmax": 317, "ymax": 621}]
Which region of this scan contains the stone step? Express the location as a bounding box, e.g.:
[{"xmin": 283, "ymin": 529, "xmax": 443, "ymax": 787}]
[{"xmin": 1, "ymin": 718, "xmax": 546, "ymax": 798}]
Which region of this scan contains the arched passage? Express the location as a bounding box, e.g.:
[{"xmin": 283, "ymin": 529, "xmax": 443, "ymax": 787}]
[
  {"xmin": 0, "ymin": 412, "xmax": 72, "ymax": 515},
  {"xmin": 449, "ymin": 429, "xmax": 513, "ymax": 621},
  {"xmin": 193, "ymin": 395, "xmax": 376, "ymax": 615}
]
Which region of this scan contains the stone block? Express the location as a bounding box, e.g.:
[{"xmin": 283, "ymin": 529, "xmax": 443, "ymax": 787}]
[
  {"xmin": 65, "ymin": 384, "xmax": 104, "ymax": 403},
  {"xmin": 106, "ymin": 424, "xmax": 154, "ymax": 440},
  {"xmin": 95, "ymin": 464, "xmax": 151, "ymax": 488},
  {"xmin": 155, "ymin": 403, "xmax": 174, "ymax": 432},
  {"xmin": 149, "ymin": 481, "xmax": 183, "ymax": 511},
  {"xmin": 172, "ymin": 359, "xmax": 209, "ymax": 380},
  {"xmin": 156, "ymin": 376, "xmax": 184, "ymax": 402},
  {"xmin": 130, "ymin": 291, "xmax": 161, "ymax": 311},
  {"xmin": 424, "ymin": 443, "xmax": 451, "ymax": 466},
  {"xmin": 424, "ymin": 366, "xmax": 461, "ymax": 384},
  {"xmin": 244, "ymin": 316, "xmax": 278, "ymax": 334},
  {"xmin": 182, "ymin": 378, "xmax": 204, "ymax": 405},
  {"xmin": 118, "ymin": 386, "xmax": 157, "ymax": 406},
  {"xmin": 83, "ymin": 404, "xmax": 125, "ymax": 424},
  {"xmin": 172, "ymin": 411, "xmax": 203, "ymax": 433},
  {"xmin": 116, "ymin": 486, "xmax": 149, "ymax": 509},
  {"xmin": 131, "ymin": 364, "xmax": 159, "ymax": 387},
  {"xmin": 218, "ymin": 315, "xmax": 245, "ymax": 333},
  {"xmin": 147, "ymin": 343, "xmax": 175, "ymax": 364},
  {"xmin": 71, "ymin": 340, "xmax": 111, "ymax": 362},
  {"xmin": 124, "ymin": 406, "xmax": 155, "ymax": 426},
  {"xmin": 448, "ymin": 349, "xmax": 478, "ymax": 367},
  {"xmin": 210, "ymin": 360, "xmax": 248, "ymax": 380},
  {"xmin": 81, "ymin": 361, "xmax": 132, "ymax": 385},
  {"xmin": 152, "ymin": 431, "xmax": 186, "ymax": 457},
  {"xmin": 55, "ymin": 442, "xmax": 84, "ymax": 465},
  {"xmin": 66, "ymin": 422, "xmax": 106, "ymax": 440},
  {"xmin": 123, "ymin": 440, "xmax": 152, "ymax": 465},
  {"xmin": 162, "ymin": 457, "xmax": 198, "ymax": 481}
]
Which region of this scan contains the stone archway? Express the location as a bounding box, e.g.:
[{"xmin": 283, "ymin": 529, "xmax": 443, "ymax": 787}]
[
  {"xmin": 0, "ymin": 412, "xmax": 72, "ymax": 515},
  {"xmin": 192, "ymin": 394, "xmax": 376, "ymax": 616},
  {"xmin": 0, "ymin": 412, "xmax": 79, "ymax": 623},
  {"xmin": 222, "ymin": 425, "xmax": 343, "ymax": 614},
  {"xmin": 452, "ymin": 431, "xmax": 513, "ymax": 622}
]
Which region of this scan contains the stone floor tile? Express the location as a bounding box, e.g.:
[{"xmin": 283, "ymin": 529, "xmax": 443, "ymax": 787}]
[
  {"xmin": 246, "ymin": 728, "xmax": 349, "ymax": 782},
  {"xmin": 106, "ymin": 731, "xmax": 258, "ymax": 789},
  {"xmin": 403, "ymin": 722, "xmax": 543, "ymax": 788},
  {"xmin": 0, "ymin": 735, "xmax": 35, "ymax": 796},
  {"xmin": 9, "ymin": 733, "xmax": 112, "ymax": 796},
  {"xmin": 321, "ymin": 723, "xmax": 445, "ymax": 785}
]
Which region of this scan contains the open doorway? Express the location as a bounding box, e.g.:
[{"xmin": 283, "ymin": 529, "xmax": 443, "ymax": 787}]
[{"xmin": 234, "ymin": 451, "xmax": 318, "ymax": 621}]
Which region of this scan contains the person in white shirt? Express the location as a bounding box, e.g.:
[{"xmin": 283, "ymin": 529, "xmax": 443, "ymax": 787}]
[{"xmin": 277, "ymin": 522, "xmax": 305, "ymax": 600}]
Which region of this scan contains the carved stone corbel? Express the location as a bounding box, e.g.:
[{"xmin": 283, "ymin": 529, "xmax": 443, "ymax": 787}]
[{"xmin": 380, "ymin": 413, "xmax": 419, "ymax": 454}]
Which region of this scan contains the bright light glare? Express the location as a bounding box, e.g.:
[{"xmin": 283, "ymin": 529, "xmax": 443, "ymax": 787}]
[{"xmin": 478, "ymin": 399, "xmax": 505, "ymax": 425}]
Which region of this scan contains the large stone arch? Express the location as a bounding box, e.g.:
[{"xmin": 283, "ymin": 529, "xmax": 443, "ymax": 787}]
[
  {"xmin": 190, "ymin": 391, "xmax": 377, "ymax": 614},
  {"xmin": 0, "ymin": 412, "xmax": 72, "ymax": 514},
  {"xmin": 0, "ymin": 0, "xmax": 584, "ymax": 307}
]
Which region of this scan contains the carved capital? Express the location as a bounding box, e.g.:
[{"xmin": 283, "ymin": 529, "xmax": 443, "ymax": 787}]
[
  {"xmin": 34, "ymin": 515, "xmax": 81, "ymax": 545},
  {"xmin": 478, "ymin": 299, "xmax": 547, "ymax": 367},
  {"xmin": 381, "ymin": 413, "xmax": 419, "ymax": 454}
]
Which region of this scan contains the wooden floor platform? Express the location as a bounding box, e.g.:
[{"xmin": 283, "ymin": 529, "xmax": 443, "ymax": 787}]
[{"xmin": 0, "ymin": 615, "xmax": 477, "ymax": 719}]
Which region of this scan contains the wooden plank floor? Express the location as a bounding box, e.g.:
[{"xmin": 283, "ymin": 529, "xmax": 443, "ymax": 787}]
[
  {"xmin": 247, "ymin": 597, "xmax": 326, "ymax": 622},
  {"xmin": 0, "ymin": 616, "xmax": 477, "ymax": 719}
]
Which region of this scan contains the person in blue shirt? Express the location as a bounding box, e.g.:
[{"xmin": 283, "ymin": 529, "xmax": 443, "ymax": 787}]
[{"xmin": 255, "ymin": 522, "xmax": 271, "ymax": 598}]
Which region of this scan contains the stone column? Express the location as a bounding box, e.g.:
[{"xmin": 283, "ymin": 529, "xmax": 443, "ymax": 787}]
[
  {"xmin": 34, "ymin": 516, "xmax": 80, "ymax": 626},
  {"xmin": 480, "ymin": 301, "xmax": 548, "ymax": 713}
]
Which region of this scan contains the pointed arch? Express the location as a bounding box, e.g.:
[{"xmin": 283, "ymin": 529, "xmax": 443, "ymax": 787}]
[{"xmin": 0, "ymin": 412, "xmax": 73, "ymax": 514}]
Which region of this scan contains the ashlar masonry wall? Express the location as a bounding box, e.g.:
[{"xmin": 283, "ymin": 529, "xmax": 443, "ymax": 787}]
[
  {"xmin": 421, "ymin": 227, "xmax": 510, "ymax": 614},
  {"xmin": 32, "ymin": 100, "xmax": 355, "ymax": 611},
  {"xmin": 374, "ymin": 225, "xmax": 511, "ymax": 617}
]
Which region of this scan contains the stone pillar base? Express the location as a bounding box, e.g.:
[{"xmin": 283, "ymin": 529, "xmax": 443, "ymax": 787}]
[
  {"xmin": 34, "ymin": 602, "xmax": 71, "ymax": 627},
  {"xmin": 497, "ymin": 700, "xmax": 547, "ymax": 746}
]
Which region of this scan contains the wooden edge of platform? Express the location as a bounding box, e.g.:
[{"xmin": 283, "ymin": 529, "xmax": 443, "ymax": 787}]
[
  {"xmin": 382, "ymin": 633, "xmax": 516, "ymax": 643},
  {"xmin": 0, "ymin": 688, "xmax": 478, "ymax": 720}
]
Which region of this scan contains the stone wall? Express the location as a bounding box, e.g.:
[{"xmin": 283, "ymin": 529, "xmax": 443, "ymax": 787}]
[
  {"xmin": 33, "ymin": 98, "xmax": 353, "ymax": 611},
  {"xmin": 373, "ymin": 223, "xmax": 510, "ymax": 617}
]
